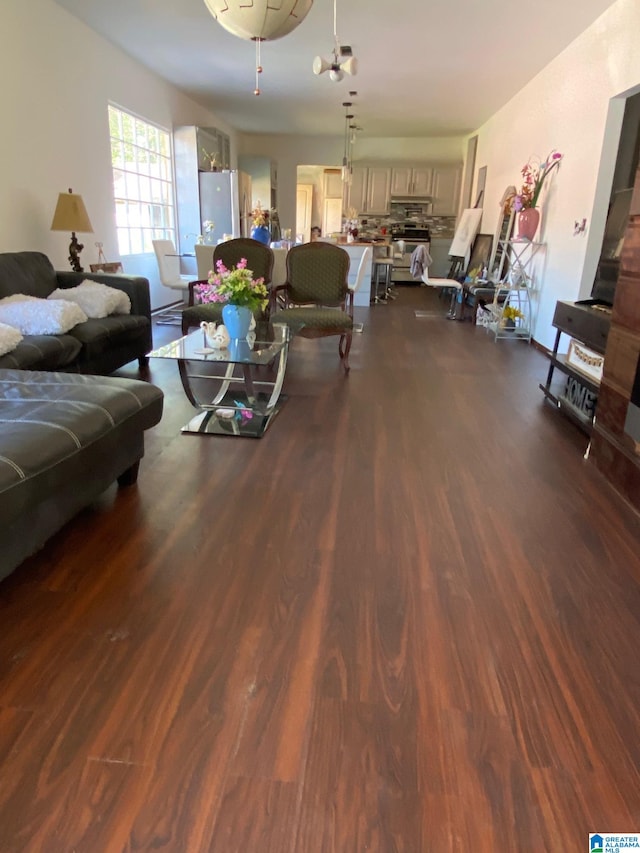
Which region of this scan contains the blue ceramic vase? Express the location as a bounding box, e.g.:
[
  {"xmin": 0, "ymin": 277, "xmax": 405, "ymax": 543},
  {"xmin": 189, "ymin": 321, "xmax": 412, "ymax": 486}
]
[
  {"xmin": 251, "ymin": 225, "xmax": 271, "ymax": 245},
  {"xmin": 222, "ymin": 303, "xmax": 252, "ymax": 339}
]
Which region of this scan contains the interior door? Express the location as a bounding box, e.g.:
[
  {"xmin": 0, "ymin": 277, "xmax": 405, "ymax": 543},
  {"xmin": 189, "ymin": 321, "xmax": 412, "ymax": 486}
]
[{"xmin": 296, "ymin": 183, "xmax": 313, "ymax": 243}]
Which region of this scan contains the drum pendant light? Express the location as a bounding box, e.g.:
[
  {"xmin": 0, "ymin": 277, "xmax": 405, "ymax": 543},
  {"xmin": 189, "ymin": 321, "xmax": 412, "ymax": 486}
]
[
  {"xmin": 203, "ymin": 0, "xmax": 314, "ymax": 94},
  {"xmin": 203, "ymin": 0, "xmax": 313, "ymax": 40}
]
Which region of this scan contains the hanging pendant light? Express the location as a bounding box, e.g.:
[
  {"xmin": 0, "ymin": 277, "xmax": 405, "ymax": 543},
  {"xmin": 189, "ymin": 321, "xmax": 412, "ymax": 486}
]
[
  {"xmin": 203, "ymin": 0, "xmax": 313, "ymax": 40},
  {"xmin": 313, "ymin": 0, "xmax": 357, "ymax": 82},
  {"xmin": 341, "ymin": 102, "xmax": 353, "ymax": 183},
  {"xmin": 203, "ymin": 0, "xmax": 314, "ymax": 94},
  {"xmin": 348, "ymin": 122, "xmax": 361, "ymax": 186}
]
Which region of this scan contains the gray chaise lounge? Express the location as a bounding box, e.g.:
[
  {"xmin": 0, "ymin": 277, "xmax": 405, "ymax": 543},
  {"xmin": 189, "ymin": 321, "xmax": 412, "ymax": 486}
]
[{"xmin": 0, "ymin": 369, "xmax": 164, "ymax": 582}]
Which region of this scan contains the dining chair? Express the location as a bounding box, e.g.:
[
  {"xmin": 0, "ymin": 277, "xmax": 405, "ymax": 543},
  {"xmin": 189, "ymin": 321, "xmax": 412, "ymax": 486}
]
[
  {"xmin": 181, "ymin": 238, "xmax": 274, "ymax": 334},
  {"xmin": 270, "ymin": 242, "xmax": 353, "ymax": 372},
  {"xmin": 153, "ymin": 239, "xmax": 193, "ymax": 292},
  {"xmin": 195, "ymin": 244, "xmax": 216, "ymax": 280},
  {"xmin": 350, "ymin": 246, "xmax": 373, "ymax": 296},
  {"xmin": 349, "ymin": 246, "xmax": 372, "ymax": 333},
  {"xmin": 152, "ymin": 239, "xmax": 194, "ymax": 325}
]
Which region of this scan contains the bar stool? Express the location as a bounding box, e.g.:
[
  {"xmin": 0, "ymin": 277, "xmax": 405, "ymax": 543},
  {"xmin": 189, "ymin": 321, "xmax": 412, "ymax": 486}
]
[{"xmin": 372, "ymin": 258, "xmax": 394, "ymax": 304}]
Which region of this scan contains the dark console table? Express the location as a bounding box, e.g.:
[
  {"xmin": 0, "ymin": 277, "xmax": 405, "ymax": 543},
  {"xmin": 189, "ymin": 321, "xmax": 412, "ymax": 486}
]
[{"xmin": 539, "ymin": 299, "xmax": 612, "ymax": 433}]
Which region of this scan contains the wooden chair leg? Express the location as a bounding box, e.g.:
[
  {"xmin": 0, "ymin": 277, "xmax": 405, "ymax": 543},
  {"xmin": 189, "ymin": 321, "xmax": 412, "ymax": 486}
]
[{"xmin": 339, "ymin": 331, "xmax": 352, "ymax": 373}]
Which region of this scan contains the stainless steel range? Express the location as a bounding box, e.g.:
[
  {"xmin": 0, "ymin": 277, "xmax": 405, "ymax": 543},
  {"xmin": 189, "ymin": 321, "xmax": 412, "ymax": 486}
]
[{"xmin": 390, "ymin": 223, "xmax": 431, "ymax": 283}]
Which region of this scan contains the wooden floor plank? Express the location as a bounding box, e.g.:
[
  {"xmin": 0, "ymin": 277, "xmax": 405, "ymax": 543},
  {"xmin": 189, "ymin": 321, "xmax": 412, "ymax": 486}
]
[{"xmin": 0, "ymin": 288, "xmax": 639, "ymax": 850}]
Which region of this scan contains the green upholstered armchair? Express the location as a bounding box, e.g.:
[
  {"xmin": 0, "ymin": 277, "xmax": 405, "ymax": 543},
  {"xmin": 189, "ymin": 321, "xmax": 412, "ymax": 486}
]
[
  {"xmin": 181, "ymin": 238, "xmax": 274, "ymax": 334},
  {"xmin": 270, "ymin": 242, "xmax": 353, "ymax": 373}
]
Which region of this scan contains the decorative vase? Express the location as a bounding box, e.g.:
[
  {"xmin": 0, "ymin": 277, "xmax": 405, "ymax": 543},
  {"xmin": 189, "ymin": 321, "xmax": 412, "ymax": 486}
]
[
  {"xmin": 251, "ymin": 225, "xmax": 271, "ymax": 245},
  {"xmin": 222, "ymin": 303, "xmax": 252, "ymax": 339},
  {"xmin": 517, "ymin": 208, "xmax": 540, "ymax": 241}
]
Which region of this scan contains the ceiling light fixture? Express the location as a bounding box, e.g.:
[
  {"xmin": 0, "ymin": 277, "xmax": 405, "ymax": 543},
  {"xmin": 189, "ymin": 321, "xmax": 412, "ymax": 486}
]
[
  {"xmin": 313, "ymin": 0, "xmax": 357, "ymax": 82},
  {"xmin": 341, "ymin": 102, "xmax": 354, "ymax": 183},
  {"xmin": 203, "ymin": 0, "xmax": 314, "ymax": 95}
]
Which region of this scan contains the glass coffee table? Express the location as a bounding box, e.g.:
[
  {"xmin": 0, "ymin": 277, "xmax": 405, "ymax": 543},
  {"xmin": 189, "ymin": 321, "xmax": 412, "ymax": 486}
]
[{"xmin": 148, "ymin": 321, "xmax": 291, "ymax": 437}]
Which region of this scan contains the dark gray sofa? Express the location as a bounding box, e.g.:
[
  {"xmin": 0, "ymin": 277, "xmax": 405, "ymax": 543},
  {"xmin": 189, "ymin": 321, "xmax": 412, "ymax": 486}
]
[
  {"xmin": 0, "ymin": 369, "xmax": 163, "ymax": 582},
  {"xmin": 0, "ymin": 252, "xmax": 152, "ymax": 374}
]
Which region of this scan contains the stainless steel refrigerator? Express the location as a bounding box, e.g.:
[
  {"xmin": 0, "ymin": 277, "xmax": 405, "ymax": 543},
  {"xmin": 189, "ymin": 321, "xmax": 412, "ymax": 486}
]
[{"xmin": 177, "ymin": 169, "xmax": 252, "ymax": 252}]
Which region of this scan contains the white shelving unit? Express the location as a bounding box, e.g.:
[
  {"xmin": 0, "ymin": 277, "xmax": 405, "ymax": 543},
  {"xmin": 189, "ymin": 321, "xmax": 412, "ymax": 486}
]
[{"xmin": 486, "ymin": 240, "xmax": 544, "ymax": 342}]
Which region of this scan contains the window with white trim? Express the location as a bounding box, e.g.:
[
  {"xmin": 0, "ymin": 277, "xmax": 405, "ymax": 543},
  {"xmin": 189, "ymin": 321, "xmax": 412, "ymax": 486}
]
[{"xmin": 108, "ymin": 105, "xmax": 175, "ymax": 255}]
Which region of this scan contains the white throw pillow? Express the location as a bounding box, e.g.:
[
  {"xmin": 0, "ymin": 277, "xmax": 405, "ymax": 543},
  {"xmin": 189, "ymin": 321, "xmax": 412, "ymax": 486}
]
[
  {"xmin": 0, "ymin": 294, "xmax": 88, "ymax": 335},
  {"xmin": 48, "ymin": 280, "xmax": 131, "ymax": 318},
  {"xmin": 0, "ymin": 321, "xmax": 23, "ymax": 356}
]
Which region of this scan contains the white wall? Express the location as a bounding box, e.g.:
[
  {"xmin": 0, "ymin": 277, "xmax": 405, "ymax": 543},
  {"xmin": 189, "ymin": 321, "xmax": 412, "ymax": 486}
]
[
  {"xmin": 469, "ymin": 0, "xmax": 640, "ymax": 349},
  {"xmin": 1, "ymin": 0, "xmax": 235, "ymax": 309},
  {"xmin": 238, "ymin": 134, "xmax": 466, "ymax": 240}
]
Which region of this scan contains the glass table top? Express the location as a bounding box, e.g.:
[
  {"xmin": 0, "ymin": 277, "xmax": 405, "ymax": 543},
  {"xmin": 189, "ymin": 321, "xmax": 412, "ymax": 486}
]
[{"xmin": 148, "ymin": 321, "xmax": 290, "ymax": 366}]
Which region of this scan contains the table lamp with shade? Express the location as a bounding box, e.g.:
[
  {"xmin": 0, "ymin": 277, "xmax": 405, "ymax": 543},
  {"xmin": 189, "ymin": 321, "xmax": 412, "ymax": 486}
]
[{"xmin": 50, "ymin": 189, "xmax": 94, "ymax": 272}]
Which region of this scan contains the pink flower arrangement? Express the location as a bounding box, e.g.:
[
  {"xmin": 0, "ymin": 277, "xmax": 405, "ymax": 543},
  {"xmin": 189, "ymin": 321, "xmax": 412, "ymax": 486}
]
[
  {"xmin": 513, "ymin": 150, "xmax": 563, "ymax": 211},
  {"xmin": 193, "ymin": 258, "xmax": 268, "ymax": 312}
]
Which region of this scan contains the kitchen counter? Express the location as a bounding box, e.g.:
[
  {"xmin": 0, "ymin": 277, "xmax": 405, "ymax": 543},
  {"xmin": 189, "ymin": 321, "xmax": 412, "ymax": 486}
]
[
  {"xmin": 340, "ymin": 244, "xmax": 374, "ymax": 307},
  {"xmin": 334, "ymin": 238, "xmax": 391, "ymax": 247}
]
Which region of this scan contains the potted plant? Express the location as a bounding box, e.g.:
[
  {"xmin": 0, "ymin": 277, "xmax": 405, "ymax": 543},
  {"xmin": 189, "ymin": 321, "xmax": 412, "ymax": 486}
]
[
  {"xmin": 251, "ymin": 205, "xmax": 271, "ymax": 245},
  {"xmin": 512, "ymin": 150, "xmax": 563, "ymax": 240},
  {"xmin": 501, "ymin": 305, "xmax": 525, "ymax": 330},
  {"xmin": 193, "ymin": 258, "xmax": 268, "ymax": 339}
]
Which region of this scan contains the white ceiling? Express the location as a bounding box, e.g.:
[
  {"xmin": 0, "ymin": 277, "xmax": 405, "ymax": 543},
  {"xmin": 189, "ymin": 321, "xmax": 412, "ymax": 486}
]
[{"xmin": 54, "ymin": 0, "xmax": 618, "ymax": 138}]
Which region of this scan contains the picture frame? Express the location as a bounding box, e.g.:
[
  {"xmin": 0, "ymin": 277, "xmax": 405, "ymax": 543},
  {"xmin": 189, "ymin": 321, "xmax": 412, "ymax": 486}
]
[
  {"xmin": 566, "ymin": 338, "xmax": 604, "ymax": 384},
  {"xmin": 89, "ymin": 262, "xmax": 124, "ymax": 274},
  {"xmin": 449, "ymin": 208, "xmax": 483, "ymax": 259},
  {"xmin": 467, "ymin": 233, "xmax": 493, "ymax": 274}
]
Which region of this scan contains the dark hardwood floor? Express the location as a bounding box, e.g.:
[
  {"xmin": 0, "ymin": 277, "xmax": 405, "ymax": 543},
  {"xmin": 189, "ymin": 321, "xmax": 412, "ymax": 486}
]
[{"xmin": 1, "ymin": 287, "xmax": 639, "ymax": 851}]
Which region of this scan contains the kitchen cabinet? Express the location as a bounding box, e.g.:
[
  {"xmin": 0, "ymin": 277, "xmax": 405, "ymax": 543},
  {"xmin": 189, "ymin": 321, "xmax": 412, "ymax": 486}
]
[
  {"xmin": 174, "ymin": 125, "xmax": 235, "ymax": 251},
  {"xmin": 350, "ymin": 166, "xmax": 391, "ymax": 215},
  {"xmin": 323, "ymin": 168, "xmax": 343, "ymax": 199},
  {"xmin": 431, "ymin": 165, "xmax": 462, "ymax": 215},
  {"xmin": 183, "ymin": 126, "xmax": 231, "ymax": 172},
  {"xmin": 390, "ymin": 166, "xmax": 433, "ymax": 197},
  {"xmin": 349, "ymin": 166, "xmax": 367, "ymax": 213},
  {"xmin": 323, "ymin": 197, "xmax": 343, "ymax": 237},
  {"xmin": 368, "ymin": 168, "xmax": 391, "ymax": 213}
]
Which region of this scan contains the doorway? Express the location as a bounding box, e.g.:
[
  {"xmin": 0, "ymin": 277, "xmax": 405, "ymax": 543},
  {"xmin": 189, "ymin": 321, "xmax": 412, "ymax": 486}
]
[{"xmin": 296, "ymin": 164, "xmax": 342, "ymax": 242}]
